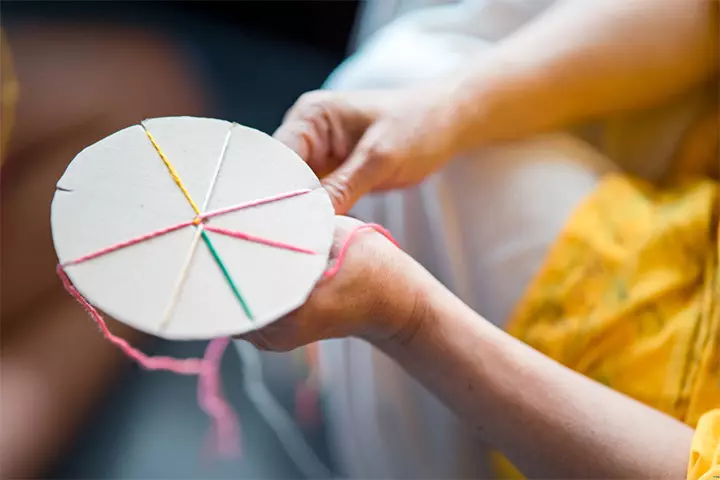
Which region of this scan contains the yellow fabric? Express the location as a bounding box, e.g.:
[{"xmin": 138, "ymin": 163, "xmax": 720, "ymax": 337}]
[
  {"xmin": 1, "ymin": 28, "xmax": 19, "ymax": 161},
  {"xmin": 489, "ymin": 451, "xmax": 525, "ymax": 480},
  {"xmin": 688, "ymin": 409, "xmax": 720, "ymax": 480},
  {"xmin": 497, "ymin": 173, "xmax": 719, "ymax": 479}
]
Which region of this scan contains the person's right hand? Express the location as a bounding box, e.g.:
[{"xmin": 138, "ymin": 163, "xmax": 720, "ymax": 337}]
[
  {"xmin": 239, "ymin": 216, "xmax": 432, "ymax": 352},
  {"xmin": 273, "ymin": 84, "xmax": 470, "ymax": 213}
]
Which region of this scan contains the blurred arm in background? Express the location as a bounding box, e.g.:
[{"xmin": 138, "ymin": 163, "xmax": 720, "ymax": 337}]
[
  {"xmin": 448, "ymin": 0, "xmax": 718, "ymax": 150},
  {"xmin": 276, "ymin": 0, "xmax": 718, "ymax": 213}
]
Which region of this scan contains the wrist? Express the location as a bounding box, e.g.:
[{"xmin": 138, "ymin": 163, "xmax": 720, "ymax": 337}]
[
  {"xmin": 362, "ymin": 257, "xmax": 460, "ymax": 352},
  {"xmin": 436, "ymin": 52, "xmax": 547, "ymax": 151},
  {"xmin": 357, "ymin": 248, "xmax": 436, "ymax": 345},
  {"xmin": 369, "ymin": 270, "xmax": 501, "ymax": 355},
  {"xmin": 427, "ymin": 72, "xmax": 499, "ymax": 155}
]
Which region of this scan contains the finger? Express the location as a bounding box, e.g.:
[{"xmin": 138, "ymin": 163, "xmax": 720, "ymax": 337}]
[
  {"xmin": 273, "ymin": 91, "xmax": 333, "ymax": 165},
  {"xmin": 272, "ymin": 122, "xmax": 312, "ymax": 160},
  {"xmin": 329, "ymin": 215, "xmax": 365, "ymax": 253},
  {"xmin": 274, "ymin": 119, "xmax": 338, "ymax": 178},
  {"xmin": 321, "ymin": 137, "xmax": 388, "ymax": 214}
]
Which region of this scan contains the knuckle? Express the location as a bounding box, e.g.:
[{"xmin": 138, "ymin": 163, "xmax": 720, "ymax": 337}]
[
  {"xmin": 323, "ymin": 177, "xmax": 353, "ymax": 212},
  {"xmin": 295, "ymin": 91, "xmax": 334, "ymax": 114},
  {"xmin": 363, "ymin": 142, "xmax": 395, "ymax": 168}
]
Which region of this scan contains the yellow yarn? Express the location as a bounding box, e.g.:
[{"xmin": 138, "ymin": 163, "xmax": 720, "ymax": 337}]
[{"xmin": 143, "ymin": 128, "xmax": 201, "ymax": 215}]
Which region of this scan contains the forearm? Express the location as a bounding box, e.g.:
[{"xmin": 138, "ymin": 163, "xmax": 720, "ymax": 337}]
[
  {"xmin": 374, "ymin": 282, "xmax": 694, "ymax": 478},
  {"xmin": 445, "ymin": 0, "xmax": 718, "ymax": 149}
]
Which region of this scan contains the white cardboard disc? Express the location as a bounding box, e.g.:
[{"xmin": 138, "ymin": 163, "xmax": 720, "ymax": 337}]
[{"xmin": 51, "ymin": 116, "xmax": 334, "ymax": 340}]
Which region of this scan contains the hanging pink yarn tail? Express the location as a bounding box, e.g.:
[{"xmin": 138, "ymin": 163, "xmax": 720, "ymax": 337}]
[
  {"xmin": 57, "ymin": 264, "xmax": 239, "ymax": 457},
  {"xmin": 294, "ymin": 380, "xmax": 321, "ymax": 428},
  {"xmin": 198, "ymin": 337, "xmax": 241, "ymax": 457},
  {"xmin": 292, "ymin": 223, "xmax": 399, "ymax": 428},
  {"xmin": 57, "ymin": 265, "xmax": 205, "ymax": 374},
  {"xmin": 58, "ymin": 221, "xmax": 399, "ymax": 460}
]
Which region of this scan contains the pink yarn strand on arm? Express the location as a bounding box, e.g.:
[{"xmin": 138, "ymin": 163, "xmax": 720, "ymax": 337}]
[{"xmin": 325, "ymin": 223, "xmax": 399, "ymax": 278}]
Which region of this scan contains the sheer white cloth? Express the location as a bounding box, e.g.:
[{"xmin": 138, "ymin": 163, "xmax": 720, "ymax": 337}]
[{"xmin": 317, "ymin": 1, "xmax": 702, "ymax": 477}]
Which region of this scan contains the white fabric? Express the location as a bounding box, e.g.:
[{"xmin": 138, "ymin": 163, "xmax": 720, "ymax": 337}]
[
  {"xmin": 317, "ymin": 1, "xmax": 703, "ymax": 478},
  {"xmin": 320, "ymin": 138, "xmax": 613, "ymax": 478},
  {"xmin": 350, "ymin": 0, "xmax": 459, "ymax": 49}
]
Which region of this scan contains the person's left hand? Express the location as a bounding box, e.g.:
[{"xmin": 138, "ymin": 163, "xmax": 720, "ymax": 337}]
[
  {"xmin": 238, "ymin": 216, "xmax": 427, "ymax": 351},
  {"xmin": 273, "ymin": 84, "xmax": 471, "ymax": 214}
]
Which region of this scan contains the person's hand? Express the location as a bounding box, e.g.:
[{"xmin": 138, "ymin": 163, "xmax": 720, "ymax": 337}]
[
  {"xmin": 239, "ymin": 216, "xmax": 429, "ymax": 352},
  {"xmin": 273, "ymin": 85, "xmax": 468, "ymax": 213}
]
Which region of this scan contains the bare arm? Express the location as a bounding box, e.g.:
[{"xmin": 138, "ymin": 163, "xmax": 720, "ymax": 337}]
[
  {"xmin": 449, "ymin": 0, "xmax": 718, "ymax": 149},
  {"xmin": 376, "ymin": 280, "xmax": 694, "ymax": 479},
  {"xmin": 273, "ymin": 0, "xmax": 718, "ymax": 212},
  {"xmin": 250, "ymin": 221, "xmax": 695, "ymax": 477}
]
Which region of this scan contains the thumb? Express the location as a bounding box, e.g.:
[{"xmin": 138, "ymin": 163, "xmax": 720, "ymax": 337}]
[{"xmin": 321, "ymin": 139, "xmax": 388, "ymax": 214}]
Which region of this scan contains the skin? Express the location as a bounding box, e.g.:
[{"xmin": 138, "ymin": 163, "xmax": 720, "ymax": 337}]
[
  {"xmin": 273, "ymin": 0, "xmax": 718, "ymax": 214},
  {"xmin": 1, "ymin": 0, "xmax": 714, "ymax": 477},
  {"xmin": 245, "ymin": 217, "xmax": 695, "ymax": 479},
  {"xmin": 254, "ymin": 0, "xmax": 718, "ymax": 477}
]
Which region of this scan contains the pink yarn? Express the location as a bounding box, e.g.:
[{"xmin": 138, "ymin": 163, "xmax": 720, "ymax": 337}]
[
  {"xmin": 294, "ymin": 380, "xmax": 321, "ymax": 428},
  {"xmin": 62, "ymin": 220, "xmax": 195, "ymax": 267},
  {"xmin": 324, "ymin": 223, "xmax": 398, "ymax": 278},
  {"xmin": 204, "ymin": 225, "xmax": 316, "ymax": 254},
  {"xmin": 57, "ymin": 265, "xmax": 205, "ymax": 374},
  {"xmin": 296, "ymin": 223, "xmax": 399, "ymax": 430},
  {"xmin": 199, "ymin": 189, "xmax": 312, "ymax": 221},
  {"xmin": 58, "ymin": 264, "xmax": 235, "ymax": 456},
  {"xmin": 61, "ymin": 188, "xmax": 313, "ymax": 269},
  {"xmin": 198, "ymin": 337, "xmax": 241, "ymax": 457},
  {"xmin": 58, "ymin": 221, "xmax": 399, "ymax": 458}
]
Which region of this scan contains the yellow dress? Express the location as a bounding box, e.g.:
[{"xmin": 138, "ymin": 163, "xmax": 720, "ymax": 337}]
[{"xmin": 502, "ymin": 173, "xmax": 719, "ymax": 479}]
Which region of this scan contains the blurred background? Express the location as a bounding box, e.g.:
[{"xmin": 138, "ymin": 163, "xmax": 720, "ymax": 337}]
[
  {"xmin": 0, "ymin": 0, "xmax": 359, "ymax": 130},
  {"xmin": 1, "ymin": 1, "xmax": 360, "ymax": 478},
  {"xmin": 2, "ymin": 1, "xmax": 464, "ymax": 478}
]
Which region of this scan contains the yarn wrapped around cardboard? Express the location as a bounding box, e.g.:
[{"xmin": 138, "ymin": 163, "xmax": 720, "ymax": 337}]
[{"xmin": 51, "ymin": 117, "xmax": 334, "ymax": 340}]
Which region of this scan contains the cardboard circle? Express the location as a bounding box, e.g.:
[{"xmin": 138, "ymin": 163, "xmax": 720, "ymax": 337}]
[{"xmin": 51, "ymin": 116, "xmax": 334, "ymax": 340}]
